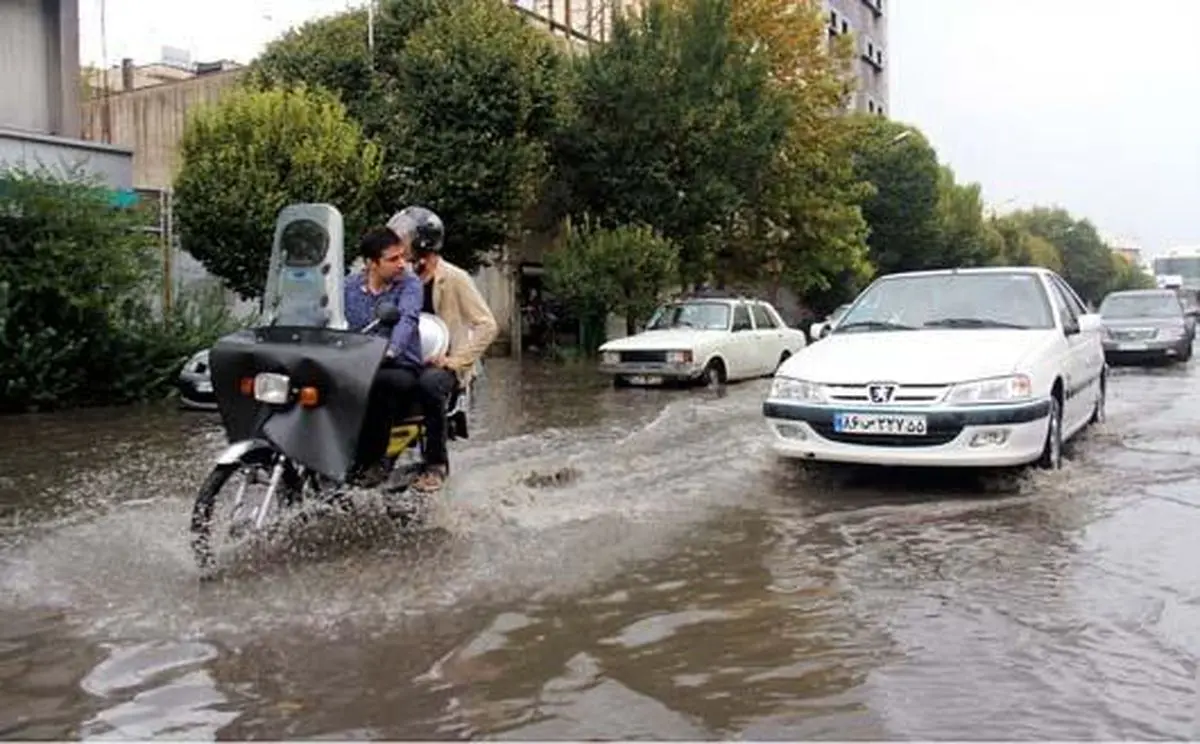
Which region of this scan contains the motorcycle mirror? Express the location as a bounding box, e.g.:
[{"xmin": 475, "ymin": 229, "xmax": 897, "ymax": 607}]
[{"xmin": 375, "ymin": 302, "xmax": 401, "ymax": 327}]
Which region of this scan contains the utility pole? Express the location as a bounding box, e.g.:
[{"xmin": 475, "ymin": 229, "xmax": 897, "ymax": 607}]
[{"xmin": 367, "ymin": 0, "xmax": 376, "ymax": 65}]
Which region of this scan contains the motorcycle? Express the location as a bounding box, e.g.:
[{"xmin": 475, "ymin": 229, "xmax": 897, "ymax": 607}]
[{"xmin": 189, "ymin": 203, "xmax": 473, "ymax": 573}]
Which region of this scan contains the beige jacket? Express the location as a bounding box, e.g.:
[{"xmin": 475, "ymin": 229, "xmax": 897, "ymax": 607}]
[{"xmin": 429, "ymin": 258, "xmax": 498, "ymax": 385}]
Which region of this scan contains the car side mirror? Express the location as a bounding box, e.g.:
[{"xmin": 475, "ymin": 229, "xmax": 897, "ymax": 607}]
[{"xmin": 1075, "ymin": 313, "xmax": 1102, "ymax": 335}]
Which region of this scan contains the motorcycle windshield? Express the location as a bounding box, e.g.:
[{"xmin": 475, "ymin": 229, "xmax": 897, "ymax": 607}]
[{"xmin": 209, "ymin": 326, "xmax": 389, "ymax": 480}]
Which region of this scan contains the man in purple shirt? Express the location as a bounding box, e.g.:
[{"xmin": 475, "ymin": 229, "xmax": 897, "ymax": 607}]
[{"xmin": 344, "ymin": 226, "xmax": 424, "ymax": 486}]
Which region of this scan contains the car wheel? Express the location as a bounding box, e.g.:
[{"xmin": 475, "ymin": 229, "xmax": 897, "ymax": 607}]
[
  {"xmin": 701, "ymin": 359, "xmax": 726, "ymax": 387},
  {"xmin": 1089, "ymin": 372, "xmax": 1106, "ymax": 425},
  {"xmin": 1037, "ymin": 395, "xmax": 1063, "ymax": 470}
]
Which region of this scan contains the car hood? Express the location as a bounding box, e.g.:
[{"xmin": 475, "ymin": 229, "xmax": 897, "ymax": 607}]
[
  {"xmin": 778, "ymin": 329, "xmax": 1056, "ymax": 384},
  {"xmin": 600, "ymin": 329, "xmax": 727, "ymax": 351}
]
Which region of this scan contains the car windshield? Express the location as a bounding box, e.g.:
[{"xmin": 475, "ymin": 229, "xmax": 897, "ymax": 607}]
[
  {"xmin": 646, "ymin": 301, "xmax": 730, "ymax": 331},
  {"xmin": 1100, "ymin": 293, "xmax": 1182, "ymax": 319},
  {"xmin": 836, "ymin": 272, "xmax": 1055, "ymax": 333}
]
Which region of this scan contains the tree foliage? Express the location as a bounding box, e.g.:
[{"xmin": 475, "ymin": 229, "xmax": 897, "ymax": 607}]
[
  {"xmin": 724, "ymin": 0, "xmax": 871, "ymax": 300},
  {"xmin": 244, "ymin": 0, "xmax": 569, "ymax": 272},
  {"xmin": 0, "ymin": 169, "xmax": 232, "ymax": 412},
  {"xmin": 554, "ymin": 0, "xmax": 791, "ymax": 287},
  {"xmin": 381, "ymin": 0, "xmax": 572, "ymax": 270},
  {"xmin": 544, "ymin": 219, "xmax": 679, "ymax": 344},
  {"xmin": 173, "ymin": 85, "xmax": 382, "ymax": 300}
]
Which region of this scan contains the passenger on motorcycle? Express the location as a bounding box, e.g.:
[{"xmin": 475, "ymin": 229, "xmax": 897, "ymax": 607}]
[
  {"xmin": 344, "ymin": 225, "xmax": 424, "ymax": 487},
  {"xmin": 387, "ymin": 205, "xmax": 498, "ymax": 493}
]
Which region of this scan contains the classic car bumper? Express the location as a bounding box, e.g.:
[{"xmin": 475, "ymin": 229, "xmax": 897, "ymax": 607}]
[
  {"xmin": 178, "ymin": 372, "xmax": 218, "ymax": 410},
  {"xmin": 762, "ymin": 398, "xmax": 1052, "ymax": 467},
  {"xmin": 598, "ymin": 361, "xmax": 704, "ymax": 381}
]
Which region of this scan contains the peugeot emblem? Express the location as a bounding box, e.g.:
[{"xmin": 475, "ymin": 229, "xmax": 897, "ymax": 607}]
[{"xmin": 867, "ymin": 383, "xmax": 896, "ymax": 404}]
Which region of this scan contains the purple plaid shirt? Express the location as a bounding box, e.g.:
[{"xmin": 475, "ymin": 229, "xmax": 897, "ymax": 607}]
[{"xmin": 344, "ymin": 269, "xmax": 424, "ymax": 369}]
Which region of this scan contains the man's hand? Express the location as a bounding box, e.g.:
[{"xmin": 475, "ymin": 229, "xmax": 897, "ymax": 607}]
[{"xmin": 428, "ymin": 354, "xmax": 454, "ymax": 370}]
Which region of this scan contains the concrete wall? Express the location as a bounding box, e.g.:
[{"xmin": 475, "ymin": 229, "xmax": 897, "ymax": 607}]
[
  {"xmin": 0, "ymin": 0, "xmax": 81, "ymax": 137},
  {"xmin": 0, "ymin": 127, "xmax": 132, "ymax": 189},
  {"xmin": 80, "ymin": 69, "xmax": 243, "ymax": 190}
]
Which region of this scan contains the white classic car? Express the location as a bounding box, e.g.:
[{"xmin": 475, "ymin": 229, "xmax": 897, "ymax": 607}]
[
  {"xmin": 599, "ymin": 296, "xmax": 808, "ymax": 386},
  {"xmin": 763, "ymin": 267, "xmax": 1107, "ymax": 469}
]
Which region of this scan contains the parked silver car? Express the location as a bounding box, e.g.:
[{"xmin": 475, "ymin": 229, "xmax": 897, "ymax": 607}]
[
  {"xmin": 1099, "ymin": 288, "xmax": 1195, "ymax": 364},
  {"xmin": 177, "ymin": 348, "xmax": 217, "ymax": 410}
]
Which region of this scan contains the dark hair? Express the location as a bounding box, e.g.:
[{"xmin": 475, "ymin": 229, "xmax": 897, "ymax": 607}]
[{"xmin": 358, "ymin": 226, "xmax": 402, "ymax": 262}]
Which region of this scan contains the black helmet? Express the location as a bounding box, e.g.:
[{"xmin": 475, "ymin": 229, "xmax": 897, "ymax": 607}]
[{"xmin": 387, "ymin": 205, "xmax": 444, "ymax": 256}]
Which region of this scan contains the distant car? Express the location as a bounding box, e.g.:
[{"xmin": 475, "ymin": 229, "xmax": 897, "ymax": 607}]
[
  {"xmin": 1099, "ymin": 288, "xmax": 1194, "ymax": 364},
  {"xmin": 178, "ymin": 349, "xmax": 217, "ymax": 410},
  {"xmin": 598, "ymin": 296, "xmax": 808, "ymax": 387},
  {"xmin": 763, "ymin": 266, "xmax": 1106, "ymax": 470},
  {"xmin": 809, "ymin": 303, "xmax": 851, "ymax": 342}
]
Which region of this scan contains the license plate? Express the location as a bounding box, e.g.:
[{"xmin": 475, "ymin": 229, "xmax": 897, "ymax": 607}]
[
  {"xmin": 1117, "ymin": 342, "xmax": 1148, "ymax": 351},
  {"xmin": 196, "ymin": 380, "xmax": 213, "ymax": 393},
  {"xmin": 629, "ymin": 375, "xmax": 663, "ymax": 385},
  {"xmin": 833, "ymin": 412, "xmax": 928, "ymax": 436}
]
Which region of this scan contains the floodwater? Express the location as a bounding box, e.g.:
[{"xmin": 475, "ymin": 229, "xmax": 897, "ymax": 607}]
[{"xmin": 3, "ymin": 357, "xmax": 1200, "ymax": 739}]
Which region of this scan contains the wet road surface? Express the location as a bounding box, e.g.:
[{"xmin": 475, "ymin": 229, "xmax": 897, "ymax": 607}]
[{"xmin": 2, "ymin": 357, "xmax": 1200, "ymax": 739}]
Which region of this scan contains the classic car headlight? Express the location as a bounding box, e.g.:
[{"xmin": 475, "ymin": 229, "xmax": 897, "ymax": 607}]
[
  {"xmin": 945, "ymin": 374, "xmax": 1033, "ymax": 405},
  {"xmin": 665, "ymin": 350, "xmax": 693, "ymax": 364},
  {"xmin": 769, "ymin": 377, "xmax": 827, "ymax": 403},
  {"xmin": 185, "ymin": 349, "xmax": 209, "ymax": 374},
  {"xmin": 602, "ymin": 351, "xmax": 619, "ymax": 365}
]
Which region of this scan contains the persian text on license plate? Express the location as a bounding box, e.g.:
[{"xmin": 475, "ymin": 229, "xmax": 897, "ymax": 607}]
[
  {"xmin": 833, "ymin": 412, "xmax": 927, "ymax": 436},
  {"xmin": 629, "ymin": 375, "xmax": 663, "ymax": 386},
  {"xmin": 196, "ymin": 381, "xmax": 213, "ymax": 393}
]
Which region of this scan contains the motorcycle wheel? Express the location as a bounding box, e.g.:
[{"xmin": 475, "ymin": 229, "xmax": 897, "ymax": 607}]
[{"xmin": 189, "ymin": 447, "xmax": 284, "ymax": 574}]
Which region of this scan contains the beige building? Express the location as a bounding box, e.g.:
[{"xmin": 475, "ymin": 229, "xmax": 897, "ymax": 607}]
[{"xmin": 825, "ymin": 0, "xmax": 888, "ymax": 116}]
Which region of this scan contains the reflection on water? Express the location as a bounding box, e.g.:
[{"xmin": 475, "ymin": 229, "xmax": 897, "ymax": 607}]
[{"xmin": 0, "ymin": 359, "xmax": 1199, "ymax": 737}]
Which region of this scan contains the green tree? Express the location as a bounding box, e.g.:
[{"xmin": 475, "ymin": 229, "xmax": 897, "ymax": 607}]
[
  {"xmin": 173, "ymin": 85, "xmax": 383, "ymax": 300},
  {"xmin": 846, "ymin": 114, "xmax": 942, "ymax": 276},
  {"xmin": 725, "ymin": 0, "xmax": 871, "ymax": 303},
  {"xmin": 931, "ymin": 165, "xmax": 999, "ymax": 268},
  {"xmin": 543, "ymin": 219, "xmax": 679, "ymax": 349},
  {"xmin": 990, "ymin": 214, "xmax": 1064, "ymax": 272},
  {"xmin": 554, "ymin": 0, "xmax": 791, "ymax": 287},
  {"xmin": 0, "ymin": 169, "xmax": 232, "ymax": 412},
  {"xmin": 381, "ymin": 0, "xmax": 572, "ymax": 271},
  {"xmin": 1105, "ymin": 251, "xmax": 1155, "ymax": 294},
  {"xmin": 1003, "ymin": 207, "xmax": 1114, "ymax": 304}
]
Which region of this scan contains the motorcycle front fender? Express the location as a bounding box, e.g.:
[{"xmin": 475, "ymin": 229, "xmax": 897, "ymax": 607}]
[{"xmin": 216, "ymin": 438, "xmax": 275, "ymax": 466}]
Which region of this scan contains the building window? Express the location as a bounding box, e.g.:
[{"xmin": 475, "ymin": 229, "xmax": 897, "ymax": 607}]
[
  {"xmin": 841, "ymin": 18, "xmax": 849, "ymax": 33},
  {"xmin": 868, "ymin": 99, "xmax": 875, "ymax": 113}
]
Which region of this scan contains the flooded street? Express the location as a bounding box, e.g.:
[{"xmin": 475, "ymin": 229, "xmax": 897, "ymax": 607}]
[{"xmin": 3, "ymin": 357, "xmax": 1200, "ymax": 739}]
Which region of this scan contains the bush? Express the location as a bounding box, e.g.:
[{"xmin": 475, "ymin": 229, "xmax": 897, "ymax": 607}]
[{"xmin": 0, "ymin": 168, "xmax": 233, "ymax": 412}]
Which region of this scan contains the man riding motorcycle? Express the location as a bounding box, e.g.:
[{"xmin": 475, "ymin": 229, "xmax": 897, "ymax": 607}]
[
  {"xmin": 387, "ymin": 205, "xmax": 498, "ymax": 493},
  {"xmin": 344, "ymin": 225, "xmax": 424, "ymax": 487}
]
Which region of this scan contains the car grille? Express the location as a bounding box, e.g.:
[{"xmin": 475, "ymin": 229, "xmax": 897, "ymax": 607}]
[
  {"xmin": 823, "ymin": 383, "xmax": 951, "ymax": 405},
  {"xmin": 1108, "ymin": 328, "xmax": 1157, "ymax": 341},
  {"xmin": 619, "ymin": 350, "xmax": 667, "ymax": 363},
  {"xmin": 809, "ymin": 424, "xmax": 963, "ymax": 447}
]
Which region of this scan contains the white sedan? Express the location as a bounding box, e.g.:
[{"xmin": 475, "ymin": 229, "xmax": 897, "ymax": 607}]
[
  {"xmin": 599, "ymin": 297, "xmax": 808, "ymax": 386},
  {"xmin": 763, "ymin": 267, "xmax": 1107, "ymax": 469}
]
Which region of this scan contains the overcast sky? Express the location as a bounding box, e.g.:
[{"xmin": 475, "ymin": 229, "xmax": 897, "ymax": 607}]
[{"xmin": 78, "ymin": 0, "xmax": 1200, "ymax": 256}]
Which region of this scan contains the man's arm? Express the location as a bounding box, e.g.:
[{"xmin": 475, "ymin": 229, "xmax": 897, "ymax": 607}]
[
  {"xmin": 446, "ymin": 271, "xmax": 498, "ymax": 370},
  {"xmin": 388, "ymin": 275, "xmax": 423, "ymax": 357}
]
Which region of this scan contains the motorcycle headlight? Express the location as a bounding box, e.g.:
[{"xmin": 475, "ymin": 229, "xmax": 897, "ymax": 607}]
[
  {"xmin": 253, "ymin": 372, "xmax": 291, "ymax": 405},
  {"xmin": 945, "ymin": 374, "xmax": 1032, "ymax": 405},
  {"xmin": 769, "ymin": 377, "xmax": 827, "ymax": 404}
]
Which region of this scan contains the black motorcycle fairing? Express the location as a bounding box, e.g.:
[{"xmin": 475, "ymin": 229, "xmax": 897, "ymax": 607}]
[{"xmin": 208, "ymin": 326, "xmax": 390, "ymax": 480}]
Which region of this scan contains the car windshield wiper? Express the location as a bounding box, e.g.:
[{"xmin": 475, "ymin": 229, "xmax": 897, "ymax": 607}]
[
  {"xmin": 924, "ymin": 317, "xmax": 1032, "ymax": 330},
  {"xmin": 836, "ymin": 320, "xmax": 918, "ymax": 332}
]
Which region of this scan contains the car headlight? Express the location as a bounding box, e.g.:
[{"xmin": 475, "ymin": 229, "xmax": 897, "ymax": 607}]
[
  {"xmin": 602, "ymin": 351, "xmax": 619, "ymax": 365},
  {"xmin": 769, "ymin": 377, "xmax": 827, "ymax": 403},
  {"xmin": 253, "ymin": 372, "xmax": 291, "ymax": 404},
  {"xmin": 945, "ymin": 374, "xmax": 1032, "ymax": 405},
  {"xmin": 666, "ymin": 350, "xmax": 693, "ymax": 364},
  {"xmin": 185, "ymin": 350, "xmax": 209, "ymax": 374}
]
